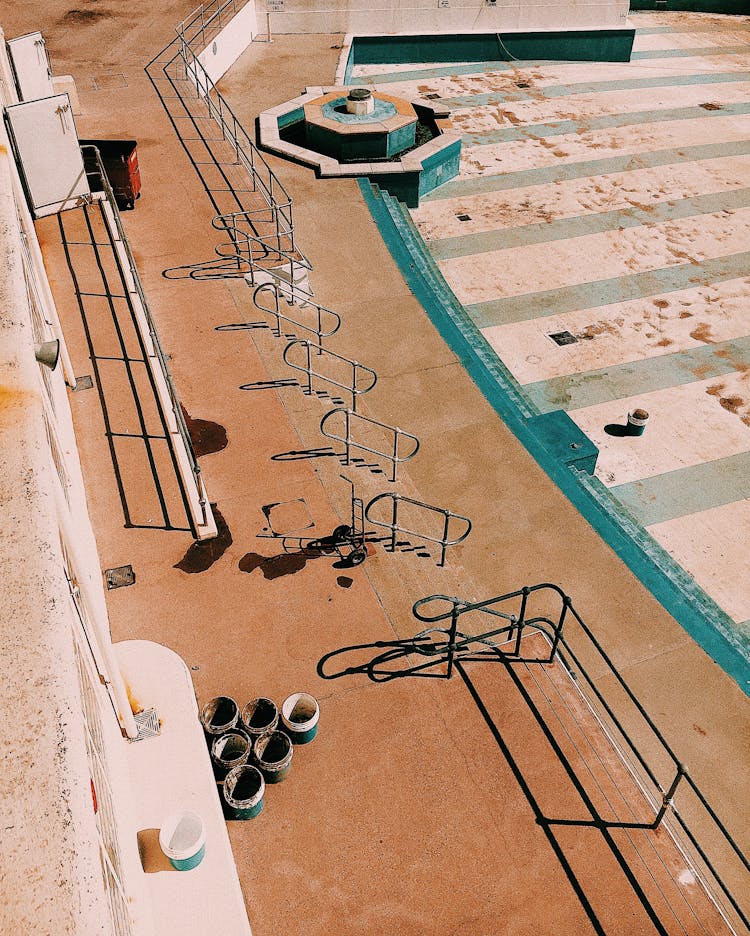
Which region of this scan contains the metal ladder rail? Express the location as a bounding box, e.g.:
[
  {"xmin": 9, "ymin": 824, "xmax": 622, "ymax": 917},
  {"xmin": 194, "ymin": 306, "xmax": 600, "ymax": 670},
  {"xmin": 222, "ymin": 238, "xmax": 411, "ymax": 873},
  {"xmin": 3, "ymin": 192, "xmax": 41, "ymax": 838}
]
[
  {"xmin": 409, "ymin": 584, "xmax": 750, "ymax": 930},
  {"xmin": 364, "ymin": 493, "xmax": 472, "ymax": 566},
  {"xmin": 320, "ymin": 407, "xmax": 420, "ymax": 482},
  {"xmin": 81, "ymin": 147, "xmax": 215, "ymax": 539},
  {"xmin": 282, "ymin": 339, "xmax": 378, "ymax": 412},
  {"xmin": 253, "ymin": 283, "xmax": 340, "ymax": 350}
]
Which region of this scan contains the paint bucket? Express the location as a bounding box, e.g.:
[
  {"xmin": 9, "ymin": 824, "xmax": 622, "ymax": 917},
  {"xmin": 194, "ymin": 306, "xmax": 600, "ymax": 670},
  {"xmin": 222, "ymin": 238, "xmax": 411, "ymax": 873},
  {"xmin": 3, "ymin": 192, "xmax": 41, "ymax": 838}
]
[
  {"xmin": 280, "ymin": 692, "xmax": 319, "ymax": 745},
  {"xmin": 254, "ymin": 730, "xmax": 293, "ymax": 784},
  {"xmin": 223, "ymin": 765, "xmax": 265, "ymax": 819},
  {"xmin": 241, "ymin": 697, "xmax": 279, "ymax": 740},
  {"xmin": 159, "ymin": 810, "xmax": 206, "ymax": 871},
  {"xmin": 211, "ymin": 730, "xmax": 251, "ymax": 780},
  {"xmin": 627, "ymin": 408, "xmax": 649, "ymax": 436},
  {"xmin": 200, "ymin": 696, "xmax": 239, "ymax": 742}
]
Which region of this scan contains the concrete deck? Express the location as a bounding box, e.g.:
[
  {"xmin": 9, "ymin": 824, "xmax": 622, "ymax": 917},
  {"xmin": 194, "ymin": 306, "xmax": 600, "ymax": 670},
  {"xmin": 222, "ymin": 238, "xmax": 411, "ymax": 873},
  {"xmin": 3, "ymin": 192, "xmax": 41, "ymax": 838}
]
[{"xmin": 6, "ymin": 2, "xmax": 749, "ymax": 932}]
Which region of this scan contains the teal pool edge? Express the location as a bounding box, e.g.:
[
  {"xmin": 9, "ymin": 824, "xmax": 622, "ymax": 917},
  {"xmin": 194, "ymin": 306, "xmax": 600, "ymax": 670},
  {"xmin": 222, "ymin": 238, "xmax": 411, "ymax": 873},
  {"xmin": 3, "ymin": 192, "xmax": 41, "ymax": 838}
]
[{"xmin": 358, "ymin": 178, "xmax": 750, "ymax": 696}]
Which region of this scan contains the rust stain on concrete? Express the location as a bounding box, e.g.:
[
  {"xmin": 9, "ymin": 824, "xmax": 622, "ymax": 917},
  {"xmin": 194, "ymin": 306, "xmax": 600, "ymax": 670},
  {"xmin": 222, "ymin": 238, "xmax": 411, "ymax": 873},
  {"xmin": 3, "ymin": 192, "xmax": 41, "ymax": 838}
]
[
  {"xmin": 239, "ymin": 551, "xmax": 309, "ymax": 579},
  {"xmin": 181, "ymin": 404, "xmax": 228, "ymax": 457},
  {"xmin": 174, "ymin": 504, "xmax": 232, "ymax": 573}
]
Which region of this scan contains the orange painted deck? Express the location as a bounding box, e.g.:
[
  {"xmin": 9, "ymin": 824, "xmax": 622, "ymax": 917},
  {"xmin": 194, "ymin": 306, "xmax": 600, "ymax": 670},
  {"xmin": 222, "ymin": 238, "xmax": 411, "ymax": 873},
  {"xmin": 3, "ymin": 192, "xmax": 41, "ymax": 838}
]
[{"xmin": 10, "ymin": 2, "xmax": 749, "ymax": 933}]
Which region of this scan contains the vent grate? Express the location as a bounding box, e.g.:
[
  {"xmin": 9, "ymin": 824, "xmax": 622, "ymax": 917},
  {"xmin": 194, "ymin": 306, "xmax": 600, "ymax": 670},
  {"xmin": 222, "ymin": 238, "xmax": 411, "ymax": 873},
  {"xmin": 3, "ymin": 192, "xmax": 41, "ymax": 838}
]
[{"xmin": 132, "ymin": 707, "xmax": 161, "ymax": 741}]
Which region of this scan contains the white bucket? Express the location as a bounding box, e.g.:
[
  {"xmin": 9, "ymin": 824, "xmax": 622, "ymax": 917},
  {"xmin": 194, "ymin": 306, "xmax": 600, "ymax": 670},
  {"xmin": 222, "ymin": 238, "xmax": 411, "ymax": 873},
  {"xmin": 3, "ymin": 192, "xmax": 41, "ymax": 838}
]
[{"xmin": 159, "ymin": 810, "xmax": 206, "ymax": 871}]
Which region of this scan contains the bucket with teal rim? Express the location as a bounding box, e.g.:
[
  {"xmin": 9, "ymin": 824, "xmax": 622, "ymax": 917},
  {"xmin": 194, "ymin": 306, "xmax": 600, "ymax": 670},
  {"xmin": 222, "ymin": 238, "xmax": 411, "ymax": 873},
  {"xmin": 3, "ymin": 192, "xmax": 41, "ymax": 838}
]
[
  {"xmin": 159, "ymin": 810, "xmax": 206, "ymax": 871},
  {"xmin": 200, "ymin": 696, "xmax": 239, "ymax": 743},
  {"xmin": 627, "ymin": 408, "xmax": 649, "ymax": 436},
  {"xmin": 223, "ymin": 765, "xmax": 265, "ymax": 819},
  {"xmin": 280, "ymin": 692, "xmax": 319, "ymax": 745},
  {"xmin": 211, "ymin": 730, "xmax": 251, "ymax": 780},
  {"xmin": 254, "ymin": 730, "xmax": 293, "ymax": 783},
  {"xmin": 241, "ymin": 697, "xmax": 279, "ymax": 740}
]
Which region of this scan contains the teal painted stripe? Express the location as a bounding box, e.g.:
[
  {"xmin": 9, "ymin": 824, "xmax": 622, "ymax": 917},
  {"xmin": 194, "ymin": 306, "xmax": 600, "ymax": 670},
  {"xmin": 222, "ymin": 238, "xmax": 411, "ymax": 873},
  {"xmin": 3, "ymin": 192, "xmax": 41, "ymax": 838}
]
[
  {"xmin": 358, "ymin": 178, "xmax": 750, "ymax": 692},
  {"xmin": 524, "ymin": 334, "xmax": 750, "ymax": 413},
  {"xmin": 354, "ymin": 60, "xmax": 512, "ymax": 86},
  {"xmin": 423, "ymin": 140, "xmax": 750, "ymax": 201},
  {"xmin": 461, "ymin": 101, "xmax": 750, "ymax": 147},
  {"xmin": 611, "ymin": 452, "xmax": 750, "ymax": 526},
  {"xmin": 631, "ymin": 45, "xmax": 750, "ymax": 59},
  {"xmin": 467, "ymin": 251, "xmax": 750, "ymax": 329},
  {"xmin": 440, "ymin": 70, "xmax": 750, "ymax": 109},
  {"xmin": 428, "ymin": 187, "xmax": 750, "ymax": 260}
]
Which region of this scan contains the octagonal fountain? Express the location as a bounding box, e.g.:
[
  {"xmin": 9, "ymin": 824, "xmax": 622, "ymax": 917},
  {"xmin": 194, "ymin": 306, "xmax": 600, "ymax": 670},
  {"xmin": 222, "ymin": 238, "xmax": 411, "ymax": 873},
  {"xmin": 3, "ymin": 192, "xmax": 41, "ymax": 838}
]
[{"xmin": 258, "ymin": 85, "xmax": 461, "ymax": 207}]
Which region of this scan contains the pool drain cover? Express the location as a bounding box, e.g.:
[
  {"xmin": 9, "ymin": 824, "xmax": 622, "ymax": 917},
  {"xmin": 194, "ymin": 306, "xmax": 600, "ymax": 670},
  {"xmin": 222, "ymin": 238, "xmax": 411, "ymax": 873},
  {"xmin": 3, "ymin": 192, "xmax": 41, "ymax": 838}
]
[
  {"xmin": 549, "ymin": 331, "xmax": 578, "ymax": 346},
  {"xmin": 105, "ymin": 564, "xmax": 136, "ymax": 589},
  {"xmin": 73, "ymin": 375, "xmax": 94, "ymax": 392}
]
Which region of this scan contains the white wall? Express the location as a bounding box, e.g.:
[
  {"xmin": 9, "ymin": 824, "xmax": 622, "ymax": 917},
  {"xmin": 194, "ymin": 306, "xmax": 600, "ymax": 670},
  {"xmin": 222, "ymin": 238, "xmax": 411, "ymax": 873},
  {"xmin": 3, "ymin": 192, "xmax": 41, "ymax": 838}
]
[
  {"xmin": 263, "ymin": 0, "xmax": 628, "ymax": 35},
  {"xmin": 197, "ymin": 0, "xmax": 259, "ymax": 84}
]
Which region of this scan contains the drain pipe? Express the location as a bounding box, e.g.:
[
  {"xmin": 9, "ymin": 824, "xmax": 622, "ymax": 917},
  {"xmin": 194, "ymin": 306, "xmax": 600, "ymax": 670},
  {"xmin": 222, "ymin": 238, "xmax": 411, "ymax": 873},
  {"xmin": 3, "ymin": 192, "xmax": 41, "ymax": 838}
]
[{"xmin": 52, "ymin": 481, "xmax": 139, "ymax": 740}]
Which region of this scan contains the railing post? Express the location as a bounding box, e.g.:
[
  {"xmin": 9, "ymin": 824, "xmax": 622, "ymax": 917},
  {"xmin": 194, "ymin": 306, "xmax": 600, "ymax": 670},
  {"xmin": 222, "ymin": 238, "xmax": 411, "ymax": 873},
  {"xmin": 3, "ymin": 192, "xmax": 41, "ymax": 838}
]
[
  {"xmin": 343, "ymin": 409, "xmax": 351, "ymax": 466},
  {"xmin": 439, "ymin": 510, "xmax": 451, "ymax": 567},
  {"xmin": 446, "ymin": 603, "xmax": 460, "ymax": 679},
  {"xmin": 549, "ymin": 593, "xmax": 569, "ymax": 662},
  {"xmin": 351, "ymin": 361, "xmax": 358, "ymax": 412},
  {"xmin": 272, "ymin": 285, "xmax": 282, "ymax": 337},
  {"xmin": 391, "ymin": 428, "xmax": 400, "ymax": 482},
  {"xmin": 653, "ymin": 764, "xmax": 687, "ymax": 829},
  {"xmin": 514, "ymin": 586, "xmax": 529, "ymax": 656},
  {"xmin": 305, "ymin": 341, "xmax": 313, "ymax": 396},
  {"xmin": 390, "ymin": 495, "xmax": 399, "ymax": 554}
]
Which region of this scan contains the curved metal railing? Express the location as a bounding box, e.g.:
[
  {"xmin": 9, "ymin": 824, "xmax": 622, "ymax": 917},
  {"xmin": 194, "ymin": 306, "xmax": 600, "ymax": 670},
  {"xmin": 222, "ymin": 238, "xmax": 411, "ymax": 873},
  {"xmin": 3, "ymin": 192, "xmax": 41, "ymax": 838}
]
[
  {"xmin": 364, "ymin": 493, "xmax": 472, "ymax": 566},
  {"xmin": 320, "ymin": 408, "xmax": 420, "ymax": 482},
  {"xmin": 407, "ymin": 584, "xmax": 750, "ymax": 932},
  {"xmin": 253, "ymin": 283, "xmax": 340, "ymax": 350},
  {"xmin": 282, "ymin": 339, "xmax": 377, "ymax": 411}
]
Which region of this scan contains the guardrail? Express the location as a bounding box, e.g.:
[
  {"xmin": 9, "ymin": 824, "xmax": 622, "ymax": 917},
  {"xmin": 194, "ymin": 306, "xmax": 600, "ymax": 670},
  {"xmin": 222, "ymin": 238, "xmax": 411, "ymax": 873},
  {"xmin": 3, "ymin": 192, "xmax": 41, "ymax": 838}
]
[
  {"xmin": 410, "ymin": 584, "xmax": 750, "ymax": 932},
  {"xmin": 81, "ymin": 146, "xmax": 215, "ymax": 540},
  {"xmin": 282, "ymin": 339, "xmax": 378, "ymax": 411},
  {"xmin": 320, "ymin": 408, "xmax": 420, "ymax": 481},
  {"xmin": 365, "ymin": 493, "xmax": 471, "ymax": 566},
  {"xmin": 253, "ymin": 282, "xmax": 340, "ymax": 350},
  {"xmin": 174, "ymin": 0, "xmax": 297, "ymax": 254}
]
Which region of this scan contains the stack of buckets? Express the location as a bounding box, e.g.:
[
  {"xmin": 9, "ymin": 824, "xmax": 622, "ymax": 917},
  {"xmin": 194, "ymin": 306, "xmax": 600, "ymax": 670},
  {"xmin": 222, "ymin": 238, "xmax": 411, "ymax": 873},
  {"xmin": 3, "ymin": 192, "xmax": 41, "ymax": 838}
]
[{"xmin": 200, "ymin": 692, "xmax": 319, "ymax": 820}]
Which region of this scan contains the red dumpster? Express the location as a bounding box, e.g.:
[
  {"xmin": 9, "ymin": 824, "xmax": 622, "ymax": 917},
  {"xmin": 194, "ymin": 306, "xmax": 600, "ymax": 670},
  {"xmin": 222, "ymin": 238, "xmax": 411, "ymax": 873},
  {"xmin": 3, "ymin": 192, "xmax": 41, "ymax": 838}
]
[{"xmin": 79, "ymin": 139, "xmax": 141, "ymax": 209}]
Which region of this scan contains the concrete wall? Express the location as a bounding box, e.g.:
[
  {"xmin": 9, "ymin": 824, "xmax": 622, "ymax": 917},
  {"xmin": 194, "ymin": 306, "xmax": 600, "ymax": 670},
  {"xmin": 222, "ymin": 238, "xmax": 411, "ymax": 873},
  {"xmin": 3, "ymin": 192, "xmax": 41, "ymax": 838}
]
[
  {"xmin": 197, "ymin": 0, "xmax": 259, "ymax": 84},
  {"xmin": 263, "ymin": 0, "xmax": 629, "ymax": 35}
]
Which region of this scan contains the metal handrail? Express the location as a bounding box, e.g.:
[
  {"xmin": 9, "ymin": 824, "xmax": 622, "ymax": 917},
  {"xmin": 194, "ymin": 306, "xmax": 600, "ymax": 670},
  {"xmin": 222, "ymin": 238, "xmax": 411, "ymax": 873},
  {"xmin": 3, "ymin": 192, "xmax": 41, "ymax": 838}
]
[
  {"xmin": 80, "ymin": 146, "xmax": 210, "ymax": 534},
  {"xmin": 365, "ymin": 493, "xmax": 472, "ymax": 566},
  {"xmin": 320, "ymin": 408, "xmax": 420, "ymax": 482},
  {"xmin": 174, "ymin": 0, "xmax": 297, "ymax": 256},
  {"xmin": 282, "ymin": 339, "xmax": 377, "ymax": 412},
  {"xmin": 409, "ymin": 584, "xmax": 750, "ymax": 931},
  {"xmin": 253, "ymin": 283, "xmax": 340, "ymax": 350}
]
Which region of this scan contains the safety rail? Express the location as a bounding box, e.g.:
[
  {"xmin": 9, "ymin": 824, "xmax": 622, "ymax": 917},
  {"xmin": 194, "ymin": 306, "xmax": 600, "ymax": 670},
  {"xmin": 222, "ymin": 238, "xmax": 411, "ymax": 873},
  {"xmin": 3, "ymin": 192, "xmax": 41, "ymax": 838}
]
[
  {"xmin": 365, "ymin": 493, "xmax": 471, "ymax": 566},
  {"xmin": 409, "ymin": 584, "xmax": 750, "ymax": 932},
  {"xmin": 176, "ymin": 0, "xmax": 243, "ymax": 50},
  {"xmin": 320, "ymin": 408, "xmax": 420, "ymax": 482},
  {"xmin": 174, "ymin": 0, "xmax": 296, "ymax": 250},
  {"xmin": 282, "ymin": 339, "xmax": 378, "ymax": 412},
  {"xmin": 81, "ymin": 146, "xmax": 215, "ymax": 540},
  {"xmin": 253, "ymin": 283, "xmax": 340, "ymax": 350}
]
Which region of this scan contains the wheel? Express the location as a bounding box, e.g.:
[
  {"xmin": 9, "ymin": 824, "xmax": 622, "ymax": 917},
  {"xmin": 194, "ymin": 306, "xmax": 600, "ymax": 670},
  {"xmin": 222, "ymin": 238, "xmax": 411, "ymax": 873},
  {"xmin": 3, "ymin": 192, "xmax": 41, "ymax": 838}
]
[
  {"xmin": 331, "ymin": 524, "xmax": 352, "ymax": 544},
  {"xmin": 348, "ymin": 549, "xmax": 366, "ymax": 566}
]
